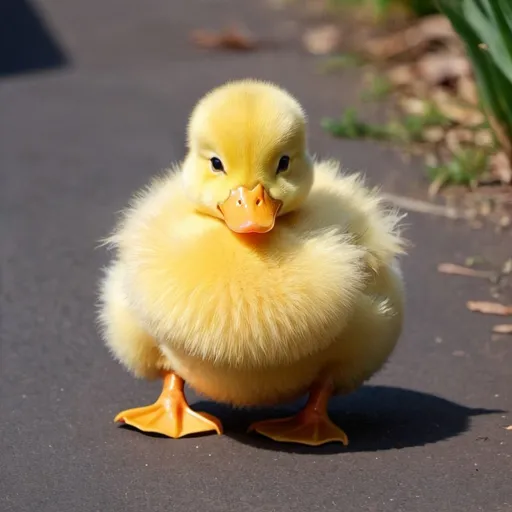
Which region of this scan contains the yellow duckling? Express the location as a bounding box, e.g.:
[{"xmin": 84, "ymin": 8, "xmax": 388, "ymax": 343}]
[{"xmin": 98, "ymin": 79, "xmax": 407, "ymax": 446}]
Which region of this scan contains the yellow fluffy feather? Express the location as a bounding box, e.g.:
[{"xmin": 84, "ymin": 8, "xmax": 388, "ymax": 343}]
[{"xmin": 98, "ymin": 79, "xmax": 407, "ymax": 444}]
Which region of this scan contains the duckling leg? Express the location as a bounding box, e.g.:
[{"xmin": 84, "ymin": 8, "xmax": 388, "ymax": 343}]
[
  {"xmin": 248, "ymin": 380, "xmax": 348, "ymax": 446},
  {"xmin": 115, "ymin": 372, "xmax": 223, "ymax": 438}
]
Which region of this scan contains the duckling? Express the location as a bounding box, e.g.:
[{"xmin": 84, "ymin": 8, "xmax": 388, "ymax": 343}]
[{"xmin": 98, "ymin": 79, "xmax": 407, "ymax": 446}]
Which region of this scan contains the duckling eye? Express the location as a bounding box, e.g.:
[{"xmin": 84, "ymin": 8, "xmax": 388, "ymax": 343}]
[
  {"xmin": 210, "ymin": 157, "xmax": 225, "ymax": 173},
  {"xmin": 276, "ymin": 155, "xmax": 290, "ymax": 174}
]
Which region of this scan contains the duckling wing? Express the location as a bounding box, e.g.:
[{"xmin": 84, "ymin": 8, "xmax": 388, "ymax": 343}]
[
  {"xmin": 296, "ymin": 159, "xmax": 407, "ymax": 273},
  {"xmin": 97, "ymin": 260, "xmax": 164, "ymax": 379}
]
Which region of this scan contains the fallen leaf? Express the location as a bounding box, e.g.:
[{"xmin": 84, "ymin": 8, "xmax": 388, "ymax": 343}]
[
  {"xmin": 498, "ymin": 215, "xmax": 511, "ymax": 228},
  {"xmin": 302, "ymin": 24, "xmax": 340, "ymax": 55},
  {"xmin": 415, "ymin": 14, "xmax": 458, "ymax": 42},
  {"xmin": 400, "ymin": 97, "xmax": 427, "ymax": 115},
  {"xmin": 493, "ymin": 324, "xmax": 512, "ymax": 334},
  {"xmin": 466, "ymin": 301, "xmax": 512, "ymax": 316},
  {"xmin": 416, "ymin": 53, "xmax": 471, "ymax": 86},
  {"xmin": 388, "ymin": 65, "xmax": 415, "ymax": 86},
  {"xmin": 428, "ymin": 174, "xmax": 447, "ymax": 198},
  {"xmin": 478, "ymin": 199, "xmax": 493, "ymax": 216},
  {"xmin": 433, "ymin": 96, "xmax": 485, "ymax": 126},
  {"xmin": 489, "ymin": 152, "xmax": 512, "ymax": 184},
  {"xmin": 502, "ymin": 258, "xmax": 512, "ymax": 275},
  {"xmin": 190, "ymin": 24, "xmax": 258, "ymax": 51},
  {"xmin": 474, "ymin": 129, "xmax": 494, "ymax": 148},
  {"xmin": 423, "ymin": 126, "xmax": 445, "ymax": 143},
  {"xmin": 365, "ymin": 14, "xmax": 457, "ymax": 59},
  {"xmin": 437, "ymin": 263, "xmax": 494, "ymax": 279},
  {"xmin": 487, "ymin": 116, "xmax": 512, "ymax": 157},
  {"xmin": 457, "ymin": 76, "xmax": 479, "ymax": 105},
  {"xmin": 445, "ymin": 128, "xmax": 474, "ymax": 153}
]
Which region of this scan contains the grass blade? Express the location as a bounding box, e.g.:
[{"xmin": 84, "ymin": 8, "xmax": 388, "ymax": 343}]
[{"xmin": 463, "ymin": 0, "xmax": 512, "ymax": 83}]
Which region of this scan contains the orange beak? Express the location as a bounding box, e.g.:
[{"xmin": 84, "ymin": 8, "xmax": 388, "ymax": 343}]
[{"xmin": 218, "ymin": 183, "xmax": 282, "ymax": 234}]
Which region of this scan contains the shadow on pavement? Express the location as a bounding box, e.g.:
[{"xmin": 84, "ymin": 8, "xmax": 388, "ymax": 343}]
[
  {"xmin": 0, "ymin": 0, "xmax": 68, "ymax": 78},
  {"xmin": 193, "ymin": 385, "xmax": 503, "ymax": 454}
]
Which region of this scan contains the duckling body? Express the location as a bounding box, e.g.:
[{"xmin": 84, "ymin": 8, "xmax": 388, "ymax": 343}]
[{"xmin": 99, "ymin": 80, "xmax": 406, "ymax": 445}]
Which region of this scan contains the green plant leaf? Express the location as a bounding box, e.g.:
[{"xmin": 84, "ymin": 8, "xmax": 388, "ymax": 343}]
[
  {"xmin": 463, "ymin": 0, "xmax": 512, "ymax": 83},
  {"xmin": 496, "ymin": 0, "xmax": 512, "ymax": 33},
  {"xmin": 436, "ymin": 0, "xmax": 512, "ymax": 146}
]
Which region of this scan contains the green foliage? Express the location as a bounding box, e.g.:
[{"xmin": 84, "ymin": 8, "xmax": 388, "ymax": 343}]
[
  {"xmin": 427, "ymin": 148, "xmax": 489, "ymax": 185},
  {"xmin": 322, "ymin": 106, "xmax": 492, "ymax": 186},
  {"xmin": 406, "ymin": 0, "xmax": 439, "ymax": 16},
  {"xmin": 436, "ymin": 0, "xmax": 512, "ymax": 155},
  {"xmin": 360, "ymin": 74, "xmax": 393, "ymax": 101},
  {"xmin": 322, "ymin": 103, "xmax": 451, "ymax": 143},
  {"xmin": 322, "ymin": 108, "xmax": 393, "ymax": 139}
]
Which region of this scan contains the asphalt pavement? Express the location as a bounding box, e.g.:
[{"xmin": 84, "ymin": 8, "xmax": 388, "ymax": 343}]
[{"xmin": 1, "ymin": 1, "xmax": 511, "ymax": 511}]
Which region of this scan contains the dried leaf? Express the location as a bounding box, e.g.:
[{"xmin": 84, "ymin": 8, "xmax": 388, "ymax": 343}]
[
  {"xmin": 502, "ymin": 258, "xmax": 512, "ymax": 275},
  {"xmin": 365, "ymin": 15, "xmax": 456, "ymax": 59},
  {"xmin": 302, "ymin": 25, "xmax": 340, "ymax": 55},
  {"xmin": 428, "ymin": 174, "xmax": 447, "ymax": 198},
  {"xmin": 415, "ymin": 14, "xmax": 458, "ymax": 42},
  {"xmin": 457, "ymin": 76, "xmax": 479, "ymax": 105},
  {"xmin": 400, "ymin": 97, "xmax": 427, "ymax": 115},
  {"xmin": 474, "ymin": 129, "xmax": 494, "ymax": 147},
  {"xmin": 423, "ymin": 126, "xmax": 445, "ymax": 143},
  {"xmin": 499, "ymin": 215, "xmax": 511, "ymax": 228},
  {"xmin": 445, "ymin": 128, "xmax": 474, "ymax": 153},
  {"xmin": 437, "ymin": 263, "xmax": 494, "ymax": 278},
  {"xmin": 487, "ymin": 116, "xmax": 512, "ymax": 158},
  {"xmin": 416, "ymin": 53, "xmax": 471, "ymax": 86},
  {"xmin": 445, "ymin": 129, "xmax": 462, "ymax": 153},
  {"xmin": 388, "ymin": 65, "xmax": 415, "ymax": 86},
  {"xmin": 489, "ymin": 152, "xmax": 512, "ymax": 184},
  {"xmin": 466, "ymin": 301, "xmax": 512, "ymax": 316},
  {"xmin": 191, "ymin": 24, "xmax": 258, "ymax": 51},
  {"xmin": 432, "ymin": 94, "xmax": 485, "ymax": 126},
  {"xmin": 493, "ymin": 324, "xmax": 512, "ymax": 334}
]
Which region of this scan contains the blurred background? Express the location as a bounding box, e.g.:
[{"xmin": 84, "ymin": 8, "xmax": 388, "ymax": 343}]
[{"xmin": 1, "ymin": 1, "xmax": 511, "ymax": 511}]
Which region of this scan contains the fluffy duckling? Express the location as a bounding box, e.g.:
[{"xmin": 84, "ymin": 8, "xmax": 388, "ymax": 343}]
[{"xmin": 98, "ymin": 79, "xmax": 407, "ymax": 446}]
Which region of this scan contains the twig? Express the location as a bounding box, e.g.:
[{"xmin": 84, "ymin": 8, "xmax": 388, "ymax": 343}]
[
  {"xmin": 381, "ymin": 193, "xmax": 465, "ymax": 219},
  {"xmin": 467, "ymin": 301, "xmax": 512, "ymax": 316},
  {"xmin": 437, "ymin": 263, "xmax": 494, "ymax": 279},
  {"xmin": 493, "ymin": 324, "xmax": 512, "ymax": 334}
]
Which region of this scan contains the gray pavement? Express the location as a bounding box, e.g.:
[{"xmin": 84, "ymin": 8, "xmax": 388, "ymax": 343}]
[{"xmin": 1, "ymin": 1, "xmax": 511, "ymax": 511}]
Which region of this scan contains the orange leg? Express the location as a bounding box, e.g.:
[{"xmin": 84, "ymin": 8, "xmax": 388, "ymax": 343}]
[
  {"xmin": 114, "ymin": 372, "xmax": 223, "ymax": 438},
  {"xmin": 248, "ymin": 379, "xmax": 348, "ymax": 446}
]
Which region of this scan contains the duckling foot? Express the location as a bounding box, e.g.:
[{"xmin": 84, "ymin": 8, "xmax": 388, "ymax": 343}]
[
  {"xmin": 114, "ymin": 372, "xmax": 223, "ymax": 438},
  {"xmin": 248, "ymin": 380, "xmax": 348, "ymax": 447},
  {"xmin": 248, "ymin": 412, "xmax": 348, "ymax": 446}
]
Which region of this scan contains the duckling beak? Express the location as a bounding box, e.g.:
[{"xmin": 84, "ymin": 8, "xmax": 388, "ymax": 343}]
[{"xmin": 218, "ymin": 183, "xmax": 282, "ymax": 234}]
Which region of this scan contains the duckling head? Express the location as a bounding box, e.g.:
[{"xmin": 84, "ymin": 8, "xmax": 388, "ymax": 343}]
[{"xmin": 182, "ymin": 79, "xmax": 314, "ymax": 234}]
